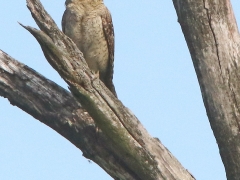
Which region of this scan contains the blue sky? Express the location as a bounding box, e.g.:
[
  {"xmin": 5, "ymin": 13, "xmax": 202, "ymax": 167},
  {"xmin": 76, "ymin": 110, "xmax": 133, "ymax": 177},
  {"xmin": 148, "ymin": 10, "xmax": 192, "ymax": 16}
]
[{"xmin": 0, "ymin": 1, "xmax": 239, "ymax": 179}]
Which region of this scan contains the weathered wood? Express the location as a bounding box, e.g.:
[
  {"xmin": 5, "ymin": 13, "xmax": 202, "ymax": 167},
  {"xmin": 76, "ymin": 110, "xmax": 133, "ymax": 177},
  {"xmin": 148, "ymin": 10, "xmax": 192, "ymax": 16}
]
[
  {"xmin": 173, "ymin": 0, "xmax": 240, "ymax": 179},
  {"xmin": 0, "ymin": 50, "xmax": 138, "ymax": 179},
  {"xmin": 24, "ymin": 0, "xmax": 196, "ymax": 179},
  {"xmin": 0, "ymin": 0, "xmax": 196, "ymax": 179}
]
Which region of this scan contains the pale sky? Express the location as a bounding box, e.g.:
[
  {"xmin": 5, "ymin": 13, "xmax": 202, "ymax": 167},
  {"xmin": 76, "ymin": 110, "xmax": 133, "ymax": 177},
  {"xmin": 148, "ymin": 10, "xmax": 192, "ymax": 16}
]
[{"xmin": 1, "ymin": 1, "xmax": 240, "ymax": 179}]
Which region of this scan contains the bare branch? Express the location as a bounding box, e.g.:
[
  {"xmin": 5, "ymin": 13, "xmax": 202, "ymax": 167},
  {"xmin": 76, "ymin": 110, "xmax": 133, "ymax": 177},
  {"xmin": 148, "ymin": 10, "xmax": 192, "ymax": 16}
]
[
  {"xmin": 0, "ymin": 49, "xmax": 143, "ymax": 179},
  {"xmin": 4, "ymin": 0, "xmax": 196, "ymax": 179}
]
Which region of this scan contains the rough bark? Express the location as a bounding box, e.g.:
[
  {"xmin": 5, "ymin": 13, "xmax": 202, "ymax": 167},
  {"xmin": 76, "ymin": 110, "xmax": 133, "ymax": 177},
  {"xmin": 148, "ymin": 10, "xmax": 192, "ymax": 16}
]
[
  {"xmin": 0, "ymin": 50, "xmax": 195, "ymax": 179},
  {"xmin": 0, "ymin": 50, "xmax": 137, "ymax": 179},
  {"xmin": 173, "ymin": 0, "xmax": 240, "ymax": 179},
  {"xmin": 0, "ymin": 0, "xmax": 196, "ymax": 179}
]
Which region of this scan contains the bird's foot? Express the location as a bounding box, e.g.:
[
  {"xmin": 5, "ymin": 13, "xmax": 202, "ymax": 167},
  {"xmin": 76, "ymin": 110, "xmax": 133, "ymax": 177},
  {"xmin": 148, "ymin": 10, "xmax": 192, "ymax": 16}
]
[{"xmin": 91, "ymin": 70, "xmax": 100, "ymax": 81}]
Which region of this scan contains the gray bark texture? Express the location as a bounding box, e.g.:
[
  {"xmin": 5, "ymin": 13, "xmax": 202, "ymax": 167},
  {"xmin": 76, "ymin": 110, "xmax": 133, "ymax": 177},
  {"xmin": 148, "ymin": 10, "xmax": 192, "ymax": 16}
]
[
  {"xmin": 0, "ymin": 0, "xmax": 196, "ymax": 179},
  {"xmin": 1, "ymin": 0, "xmax": 239, "ymax": 179},
  {"xmin": 173, "ymin": 0, "xmax": 240, "ymax": 179}
]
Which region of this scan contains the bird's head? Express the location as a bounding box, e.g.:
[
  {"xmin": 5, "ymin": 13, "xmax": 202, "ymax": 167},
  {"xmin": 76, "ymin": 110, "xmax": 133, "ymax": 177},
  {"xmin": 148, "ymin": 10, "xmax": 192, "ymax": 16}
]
[{"xmin": 65, "ymin": 0, "xmax": 103, "ymax": 6}]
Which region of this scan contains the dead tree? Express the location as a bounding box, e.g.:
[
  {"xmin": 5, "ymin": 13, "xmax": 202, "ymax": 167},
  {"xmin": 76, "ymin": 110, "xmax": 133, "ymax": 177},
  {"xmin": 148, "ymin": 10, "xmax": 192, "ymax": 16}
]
[
  {"xmin": 0, "ymin": 0, "xmax": 194, "ymax": 179},
  {"xmin": 0, "ymin": 0, "xmax": 239, "ymax": 179}
]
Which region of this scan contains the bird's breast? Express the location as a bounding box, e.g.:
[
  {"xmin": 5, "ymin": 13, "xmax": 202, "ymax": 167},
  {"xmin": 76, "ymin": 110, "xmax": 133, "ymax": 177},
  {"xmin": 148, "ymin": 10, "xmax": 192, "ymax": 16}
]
[
  {"xmin": 63, "ymin": 6, "xmax": 109, "ymax": 78},
  {"xmin": 81, "ymin": 15, "xmax": 109, "ymax": 74}
]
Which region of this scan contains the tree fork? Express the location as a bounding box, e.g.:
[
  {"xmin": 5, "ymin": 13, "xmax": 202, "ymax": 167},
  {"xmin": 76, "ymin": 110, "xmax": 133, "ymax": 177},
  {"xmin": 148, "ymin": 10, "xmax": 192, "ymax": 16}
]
[{"xmin": 0, "ymin": 0, "xmax": 196, "ymax": 179}]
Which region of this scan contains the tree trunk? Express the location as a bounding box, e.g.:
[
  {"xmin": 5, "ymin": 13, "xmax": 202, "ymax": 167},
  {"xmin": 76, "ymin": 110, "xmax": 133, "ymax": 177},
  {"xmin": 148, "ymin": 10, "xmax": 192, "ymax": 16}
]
[{"xmin": 173, "ymin": 0, "xmax": 240, "ymax": 179}]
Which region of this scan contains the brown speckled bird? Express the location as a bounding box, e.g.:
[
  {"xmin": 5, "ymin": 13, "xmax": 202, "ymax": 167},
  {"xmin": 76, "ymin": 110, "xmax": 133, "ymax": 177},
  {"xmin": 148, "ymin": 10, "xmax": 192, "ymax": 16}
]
[{"xmin": 62, "ymin": 0, "xmax": 117, "ymax": 97}]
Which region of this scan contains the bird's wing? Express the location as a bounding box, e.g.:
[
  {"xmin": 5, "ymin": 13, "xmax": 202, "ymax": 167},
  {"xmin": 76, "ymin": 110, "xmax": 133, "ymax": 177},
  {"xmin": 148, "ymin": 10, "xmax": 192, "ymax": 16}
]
[
  {"xmin": 100, "ymin": 7, "xmax": 117, "ymax": 97},
  {"xmin": 61, "ymin": 10, "xmax": 67, "ymax": 33},
  {"xmin": 62, "ymin": 10, "xmax": 66, "ymax": 33}
]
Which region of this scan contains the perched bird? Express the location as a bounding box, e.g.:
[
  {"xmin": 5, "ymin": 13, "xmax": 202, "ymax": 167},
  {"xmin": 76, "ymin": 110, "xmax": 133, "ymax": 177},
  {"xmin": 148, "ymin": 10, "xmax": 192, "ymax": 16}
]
[{"xmin": 62, "ymin": 0, "xmax": 117, "ymax": 97}]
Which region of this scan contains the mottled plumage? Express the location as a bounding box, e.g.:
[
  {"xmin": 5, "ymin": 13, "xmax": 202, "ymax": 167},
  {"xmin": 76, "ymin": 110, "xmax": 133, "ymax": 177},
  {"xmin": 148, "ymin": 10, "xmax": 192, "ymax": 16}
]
[{"xmin": 62, "ymin": 0, "xmax": 117, "ymax": 97}]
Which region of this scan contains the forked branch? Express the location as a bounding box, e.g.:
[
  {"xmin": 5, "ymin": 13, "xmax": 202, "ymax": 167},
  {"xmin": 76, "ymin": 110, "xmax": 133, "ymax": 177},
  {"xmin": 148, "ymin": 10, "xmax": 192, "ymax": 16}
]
[{"xmin": 0, "ymin": 0, "xmax": 197, "ymax": 179}]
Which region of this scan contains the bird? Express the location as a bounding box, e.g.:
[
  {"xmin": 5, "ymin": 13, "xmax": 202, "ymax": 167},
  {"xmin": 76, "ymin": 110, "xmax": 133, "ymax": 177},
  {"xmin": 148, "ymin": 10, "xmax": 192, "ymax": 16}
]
[{"xmin": 62, "ymin": 0, "xmax": 117, "ymax": 97}]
